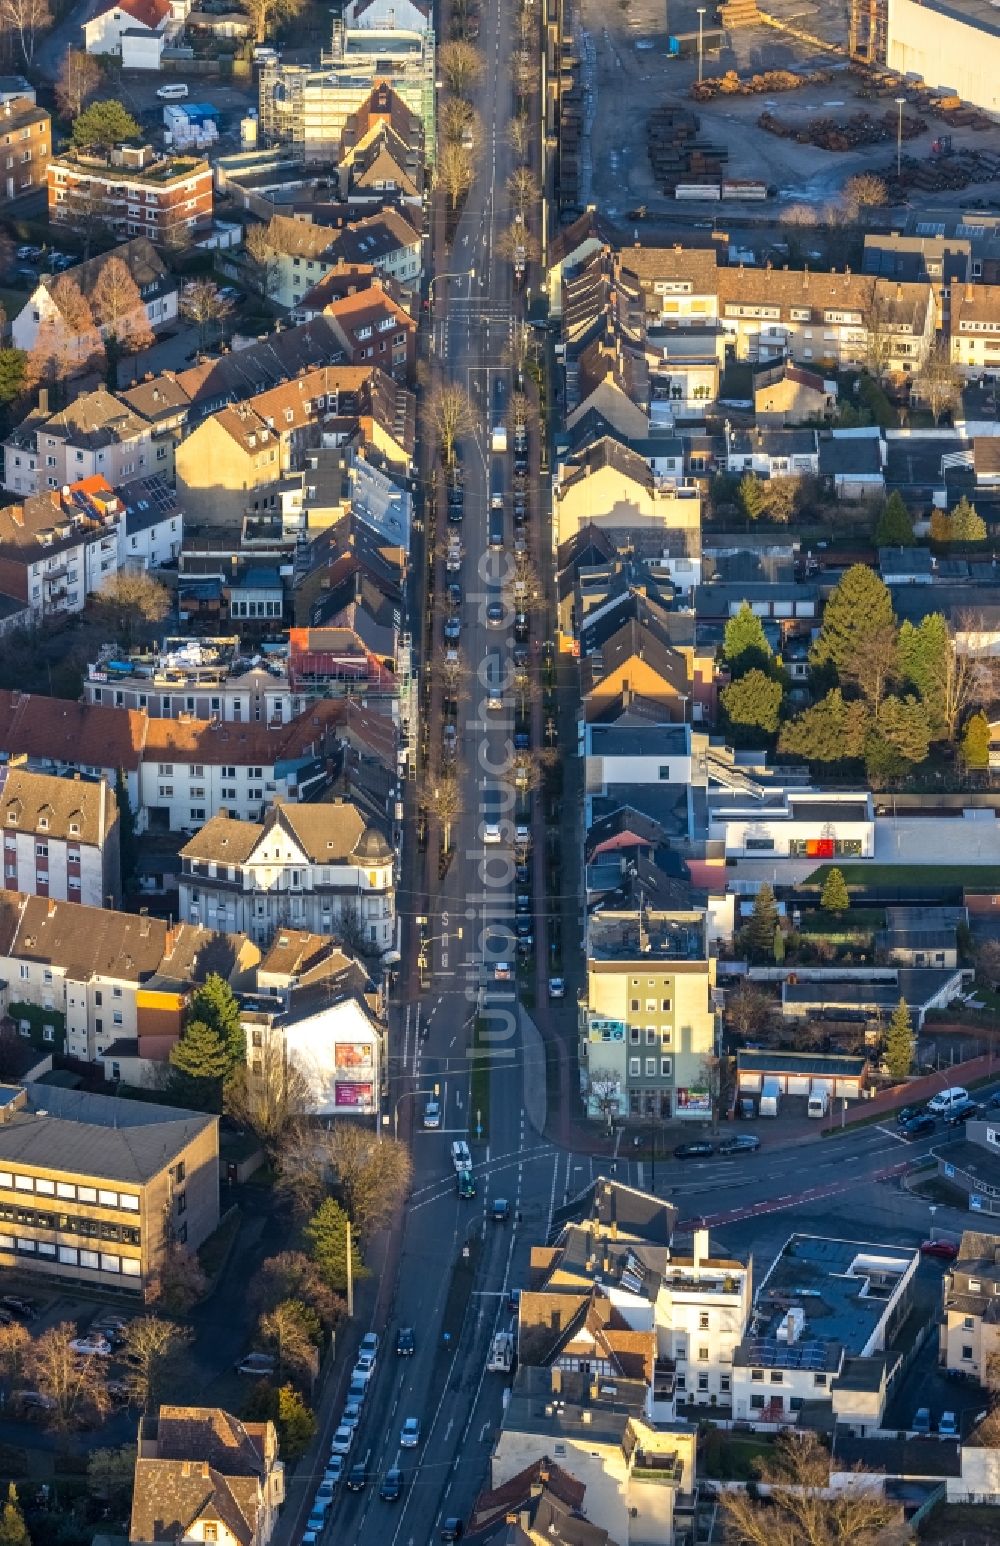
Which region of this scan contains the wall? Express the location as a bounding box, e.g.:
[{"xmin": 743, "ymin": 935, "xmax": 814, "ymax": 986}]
[{"xmin": 888, "ymin": 0, "xmax": 1000, "ymax": 119}]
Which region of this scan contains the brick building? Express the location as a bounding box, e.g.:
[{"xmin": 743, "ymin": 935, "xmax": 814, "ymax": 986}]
[{"xmin": 48, "ymin": 143, "xmax": 212, "ymax": 245}]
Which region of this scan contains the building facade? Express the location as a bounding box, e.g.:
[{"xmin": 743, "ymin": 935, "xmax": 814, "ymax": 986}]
[
  {"xmin": 0, "ymin": 96, "xmax": 49, "ymax": 206},
  {"xmin": 0, "ymin": 765, "xmax": 120, "ymax": 907},
  {"xmin": 48, "ymin": 144, "xmax": 212, "ymax": 244}
]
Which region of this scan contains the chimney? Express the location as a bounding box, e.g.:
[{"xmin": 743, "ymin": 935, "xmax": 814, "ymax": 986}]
[
  {"xmin": 47, "ymin": 898, "xmax": 56, "ymax": 917},
  {"xmin": 37, "ymin": 387, "xmax": 49, "ymax": 415},
  {"xmin": 550, "ymin": 1367, "xmax": 562, "ymax": 1395},
  {"xmin": 693, "ymin": 1227, "xmax": 709, "ymax": 1273}
]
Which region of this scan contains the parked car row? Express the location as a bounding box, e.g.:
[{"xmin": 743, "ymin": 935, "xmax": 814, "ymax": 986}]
[
  {"xmin": 897, "ymin": 1084, "xmax": 993, "ymax": 1139},
  {"xmin": 674, "ymin": 1134, "xmax": 761, "ymax": 1159}
]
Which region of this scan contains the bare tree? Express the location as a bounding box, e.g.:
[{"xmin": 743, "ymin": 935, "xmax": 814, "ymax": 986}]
[
  {"xmin": 240, "ymin": 0, "xmax": 306, "ymax": 43},
  {"xmin": 180, "ymin": 279, "xmax": 234, "ymax": 349},
  {"xmin": 726, "ymin": 980, "xmax": 774, "ymax": 1042},
  {"xmin": 438, "ymin": 39, "xmax": 485, "ymax": 95},
  {"xmin": 496, "ymin": 221, "xmax": 540, "ymax": 267},
  {"xmin": 94, "ymin": 571, "xmax": 170, "ymax": 650},
  {"xmin": 719, "ymin": 1430, "xmax": 899, "ymax": 1545},
  {"xmin": 437, "ymin": 140, "xmax": 475, "ymax": 210},
  {"xmin": 423, "ymin": 382, "xmax": 474, "ymax": 466},
  {"xmin": 844, "ymin": 619, "xmax": 898, "ymax": 714},
  {"xmin": 92, "ymin": 257, "xmax": 155, "ymax": 356},
  {"xmin": 505, "ymin": 166, "xmax": 539, "ymax": 219},
  {"xmin": 0, "ymin": 1322, "xmax": 30, "ymax": 1385},
  {"xmin": 425, "ymin": 772, "xmax": 463, "ymax": 852},
  {"xmin": 438, "ymin": 648, "xmax": 467, "ymax": 710},
  {"xmin": 505, "ymin": 320, "xmax": 532, "ymax": 376},
  {"xmin": 440, "ymin": 95, "xmax": 480, "ymax": 146},
  {"xmin": 244, "ymin": 222, "xmax": 280, "ymax": 299},
  {"xmin": 120, "ymin": 1316, "xmax": 190, "ymax": 1412},
  {"xmin": 253, "ymin": 1250, "xmax": 345, "ymax": 1330},
  {"xmin": 27, "ymin": 1322, "xmax": 108, "ymax": 1428},
  {"xmin": 256, "ymin": 1299, "xmax": 319, "ymax": 1385},
  {"xmin": 275, "ymin": 1122, "xmax": 331, "ymax": 1217},
  {"xmin": 842, "ymin": 172, "xmax": 888, "ymax": 222},
  {"xmin": 0, "ymin": 0, "xmax": 51, "ymax": 63},
  {"xmin": 916, "ymin": 338, "xmax": 962, "ymax": 423},
  {"xmin": 977, "ymin": 939, "xmax": 1000, "ymax": 992},
  {"xmin": 55, "ymin": 46, "xmax": 100, "ymax": 118},
  {"xmin": 864, "ymin": 287, "xmax": 895, "ymax": 378},
  {"xmin": 507, "ymin": 114, "xmax": 531, "ymax": 162},
  {"xmin": 511, "ymin": 49, "xmax": 540, "ymax": 97},
  {"xmin": 699, "ymin": 1053, "xmax": 732, "ymax": 1131},
  {"xmin": 147, "ymin": 1243, "xmax": 207, "ymax": 1314},
  {"xmin": 586, "ymin": 1067, "xmax": 622, "ymax": 1129},
  {"xmin": 224, "ymin": 1044, "xmax": 312, "ymax": 1154},
  {"xmin": 49, "ymin": 274, "xmax": 103, "ymax": 376},
  {"xmin": 327, "ymin": 1125, "xmax": 412, "ymax": 1238}
]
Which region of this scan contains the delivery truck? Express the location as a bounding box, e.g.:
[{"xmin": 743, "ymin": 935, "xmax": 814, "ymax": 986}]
[
  {"xmin": 759, "ymin": 1078, "xmax": 781, "ymax": 1117},
  {"xmin": 807, "ymin": 1084, "xmax": 829, "ymax": 1118}
]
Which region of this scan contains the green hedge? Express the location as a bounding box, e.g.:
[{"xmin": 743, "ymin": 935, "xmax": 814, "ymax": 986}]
[{"xmin": 7, "ymin": 1000, "xmax": 65, "ymax": 1053}]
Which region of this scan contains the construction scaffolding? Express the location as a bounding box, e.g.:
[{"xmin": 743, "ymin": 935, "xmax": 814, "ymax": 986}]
[{"xmin": 849, "ymin": 0, "xmax": 887, "ymax": 65}]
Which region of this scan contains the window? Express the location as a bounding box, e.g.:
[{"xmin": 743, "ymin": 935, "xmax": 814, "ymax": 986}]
[
  {"xmin": 964, "ymin": 1317, "xmax": 975, "ymax": 1330},
  {"xmin": 629, "ymin": 1058, "xmax": 640, "ymax": 1077},
  {"xmin": 750, "ymin": 1393, "xmax": 765, "ymax": 1409},
  {"xmin": 661, "ymin": 998, "xmax": 671, "ymax": 1012},
  {"xmin": 645, "ymin": 1058, "xmax": 656, "ymax": 1077},
  {"xmin": 720, "ymin": 1374, "xmax": 730, "ymax": 1393},
  {"xmin": 963, "ymin": 1345, "xmax": 974, "ymax": 1360},
  {"xmin": 770, "ymin": 1371, "xmax": 783, "ymax": 1383},
  {"xmin": 661, "ymin": 1058, "xmax": 672, "ymax": 1077},
  {"xmin": 697, "ymin": 1373, "xmax": 709, "ymax": 1391},
  {"xmin": 646, "ymin": 1028, "xmax": 656, "ymax": 1045},
  {"xmin": 969, "ymin": 1280, "xmax": 981, "ymax": 1293},
  {"xmin": 790, "ymin": 1396, "xmax": 804, "ymax": 1411},
  {"xmin": 751, "ymin": 1369, "xmax": 763, "ymax": 1382},
  {"xmin": 675, "ymin": 1374, "xmax": 685, "ymax": 1391},
  {"xmin": 629, "ymin": 1026, "xmax": 639, "ymax": 1045},
  {"xmin": 98, "ymin": 1189, "xmax": 118, "ymax": 1208},
  {"xmin": 699, "ymin": 1312, "xmax": 710, "ymax": 1329},
  {"xmin": 174, "ymin": 1160, "xmax": 185, "ymax": 1184}
]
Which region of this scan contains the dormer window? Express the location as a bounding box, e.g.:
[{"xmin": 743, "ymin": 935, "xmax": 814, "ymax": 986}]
[
  {"xmin": 5, "ymin": 811, "xmax": 15, "ymax": 825},
  {"xmin": 37, "ymin": 817, "xmax": 47, "ymax": 831},
  {"xmin": 68, "ymin": 822, "xmax": 80, "ymax": 836}
]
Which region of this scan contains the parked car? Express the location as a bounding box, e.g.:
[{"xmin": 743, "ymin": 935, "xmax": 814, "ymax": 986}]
[
  {"xmin": 1, "ymin": 1297, "xmax": 35, "ymax": 1321},
  {"xmin": 486, "ymin": 602, "xmax": 504, "ymax": 626},
  {"xmin": 548, "ymin": 977, "xmax": 565, "ymax": 999},
  {"xmin": 341, "ymin": 1397, "xmax": 363, "ymax": 1431},
  {"xmin": 346, "ymin": 1463, "xmax": 367, "ymax": 1492},
  {"xmin": 444, "ymin": 616, "xmax": 461, "ymax": 642},
  {"xmin": 944, "ymin": 1099, "xmax": 981, "ymax": 1127},
  {"xmin": 396, "ymin": 1326, "xmax": 415, "ymax": 1356},
  {"xmin": 236, "ymin": 1351, "xmax": 276, "ymax": 1376},
  {"xmin": 901, "ymin": 1114, "xmax": 936, "ymax": 1140},
  {"xmin": 674, "ymin": 1141, "xmax": 714, "ymax": 1159},
  {"xmin": 324, "ymin": 1457, "xmax": 344, "ymax": 1488},
  {"xmin": 440, "ymin": 1520, "xmax": 464, "ymax": 1541},
  {"xmin": 920, "ymin": 1238, "xmax": 959, "ymax": 1260},
  {"xmin": 347, "ymin": 1373, "xmax": 369, "ymax": 1404},
  {"xmin": 400, "ymin": 1417, "xmax": 421, "ymax": 1448},
  {"xmin": 70, "ymin": 1334, "xmax": 112, "ymax": 1357},
  {"xmin": 330, "ymin": 1425, "xmax": 355, "ymax": 1456},
  {"xmin": 938, "ymin": 1411, "xmax": 959, "ymax": 1437},
  {"xmin": 927, "ymin": 1087, "xmax": 969, "ymax": 1115},
  {"xmin": 718, "ymin": 1134, "xmax": 761, "ymax": 1154},
  {"xmin": 895, "ymin": 1104, "xmax": 924, "ymax": 1127},
  {"xmin": 912, "ymin": 1407, "xmax": 931, "ymax": 1435}
]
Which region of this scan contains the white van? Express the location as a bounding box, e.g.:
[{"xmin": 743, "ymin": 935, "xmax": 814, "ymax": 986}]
[
  {"xmin": 808, "ymin": 1087, "xmax": 829, "ymax": 1118},
  {"xmin": 927, "ymin": 1086, "xmax": 969, "ymax": 1114},
  {"xmin": 156, "ymin": 82, "xmax": 189, "ymax": 100}
]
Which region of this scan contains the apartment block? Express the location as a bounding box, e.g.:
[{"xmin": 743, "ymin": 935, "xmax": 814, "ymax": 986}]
[
  {"xmin": 179, "ymin": 799, "xmax": 395, "ymax": 948},
  {"xmin": 0, "ymin": 95, "xmax": 49, "ymax": 205},
  {"xmin": 0, "ymin": 889, "xmax": 258, "ymax": 1063},
  {"xmin": 0, "ymin": 765, "xmax": 120, "ymax": 908},
  {"xmin": 131, "ymin": 1406, "xmax": 285, "ymax": 1546},
  {"xmin": 582, "ymin": 907, "xmax": 717, "ymax": 1122},
  {"xmin": 48, "ymin": 143, "xmax": 212, "ymax": 245},
  {"xmin": 940, "ymin": 1229, "xmax": 1000, "ymax": 1380},
  {"xmin": 4, "ymin": 388, "xmax": 162, "ymax": 499},
  {"xmin": 0, "ymin": 1082, "xmax": 218, "ymax": 1297}
]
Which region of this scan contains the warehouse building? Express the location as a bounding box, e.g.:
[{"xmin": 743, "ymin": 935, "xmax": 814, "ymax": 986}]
[{"xmin": 887, "ymin": 0, "xmax": 1000, "ymax": 119}]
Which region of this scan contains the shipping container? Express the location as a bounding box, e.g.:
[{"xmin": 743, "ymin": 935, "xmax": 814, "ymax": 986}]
[{"xmin": 674, "ymin": 182, "xmax": 722, "ymax": 201}]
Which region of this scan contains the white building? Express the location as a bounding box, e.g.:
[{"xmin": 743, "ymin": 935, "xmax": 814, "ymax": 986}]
[
  {"xmin": 707, "ymin": 788, "xmax": 875, "ymax": 860},
  {"xmin": 83, "ymin": 0, "xmax": 176, "ymax": 63},
  {"xmin": 887, "ymin": 0, "xmax": 1000, "ymax": 120},
  {"xmin": 179, "ymin": 800, "xmax": 395, "ymax": 949},
  {"xmin": 732, "ymin": 1234, "xmax": 918, "ymax": 1434},
  {"xmin": 248, "ymin": 993, "xmax": 382, "ymax": 1116},
  {"xmin": 85, "ymin": 637, "xmax": 306, "ymax": 724}
]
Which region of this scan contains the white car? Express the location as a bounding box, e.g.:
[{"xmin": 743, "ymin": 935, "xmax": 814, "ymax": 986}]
[
  {"xmin": 487, "ymin": 692, "xmax": 503, "ymax": 711},
  {"xmin": 352, "ymin": 1357, "xmax": 375, "ymax": 1386},
  {"xmin": 324, "ymin": 1457, "xmax": 344, "ymax": 1487},
  {"xmin": 70, "ymin": 1335, "xmax": 111, "ymax": 1357},
  {"xmin": 156, "ymin": 82, "xmax": 189, "ymax": 99},
  {"xmin": 330, "ymin": 1425, "xmax": 355, "ymax": 1456},
  {"xmin": 515, "ymin": 823, "xmax": 531, "ymax": 846},
  {"xmin": 483, "ymin": 821, "xmax": 502, "ymax": 844},
  {"xmin": 400, "ymin": 1417, "xmax": 421, "ymax": 1448},
  {"xmin": 423, "ymin": 1098, "xmax": 441, "ymax": 1129},
  {"xmin": 451, "ymin": 1140, "xmax": 472, "ymax": 1172},
  {"xmin": 927, "ymin": 1086, "xmax": 969, "ymax": 1114}
]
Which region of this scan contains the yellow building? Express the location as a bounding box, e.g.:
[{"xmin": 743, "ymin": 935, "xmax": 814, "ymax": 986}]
[
  {"xmin": 583, "ymin": 908, "xmax": 716, "ymax": 1122},
  {"xmin": 0, "ymin": 1083, "xmax": 218, "ymax": 1298}
]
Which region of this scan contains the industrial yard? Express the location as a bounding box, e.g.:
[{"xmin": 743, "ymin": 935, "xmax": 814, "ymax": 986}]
[{"xmin": 576, "ymin": 0, "xmax": 1000, "ymax": 218}]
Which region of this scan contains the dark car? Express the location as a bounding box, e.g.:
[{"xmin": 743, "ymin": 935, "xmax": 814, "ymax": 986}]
[
  {"xmin": 440, "ymin": 1521, "xmax": 464, "ymax": 1542},
  {"xmin": 444, "ymin": 616, "xmax": 461, "ymax": 642},
  {"xmin": 901, "ymin": 1113, "xmax": 936, "ymax": 1140},
  {"xmin": 447, "ymin": 582, "xmax": 462, "ymax": 607},
  {"xmin": 515, "ymin": 862, "xmax": 530, "ymax": 887},
  {"xmin": 895, "ymin": 1104, "xmax": 924, "ymax": 1127},
  {"xmin": 1, "ymin": 1297, "xmax": 35, "ymax": 1321},
  {"xmin": 513, "ymin": 644, "xmax": 529, "ymax": 667},
  {"xmin": 514, "ymin": 612, "xmax": 529, "ymax": 642},
  {"xmin": 346, "ymin": 1463, "xmax": 367, "ymax": 1492},
  {"xmin": 983, "ymin": 1089, "xmax": 1000, "ymax": 1110},
  {"xmin": 491, "ymin": 1197, "xmax": 510, "ymax": 1222},
  {"xmin": 379, "ymin": 1467, "xmax": 404, "ymax": 1501},
  {"xmin": 396, "ymin": 1326, "xmax": 415, "ymax": 1356},
  {"xmin": 674, "ymin": 1140, "xmax": 715, "ymax": 1159},
  {"xmin": 717, "ymin": 1134, "xmax": 761, "ymax": 1155},
  {"xmin": 945, "ymin": 1099, "xmax": 982, "ymax": 1127},
  {"xmin": 515, "ymin": 892, "xmax": 531, "ymax": 914},
  {"xmin": 486, "ymin": 602, "xmax": 504, "ymax": 626},
  {"xmin": 513, "ymin": 730, "xmax": 530, "ymax": 750}
]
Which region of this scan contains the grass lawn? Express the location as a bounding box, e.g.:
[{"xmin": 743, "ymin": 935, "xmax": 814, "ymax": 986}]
[
  {"xmin": 805, "ymin": 864, "xmax": 1000, "ymax": 890},
  {"xmin": 919, "ymin": 1503, "xmax": 1000, "ymax": 1544},
  {"xmin": 799, "ymin": 908, "xmax": 885, "ymax": 935},
  {"xmin": 699, "ymin": 1428, "xmax": 775, "ymax": 1481},
  {"xmin": 198, "ymin": 1207, "xmax": 241, "ymax": 1280}
]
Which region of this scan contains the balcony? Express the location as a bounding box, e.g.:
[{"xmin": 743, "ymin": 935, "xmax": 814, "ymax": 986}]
[{"xmin": 630, "ymin": 1449, "xmax": 683, "ymax": 1487}]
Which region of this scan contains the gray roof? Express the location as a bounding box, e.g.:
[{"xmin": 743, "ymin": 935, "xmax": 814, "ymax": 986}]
[
  {"xmin": 587, "ymin": 724, "xmax": 690, "ymax": 758},
  {"xmin": 0, "ymin": 1084, "xmax": 217, "ymax": 1185},
  {"xmin": 737, "ymin": 1050, "xmax": 866, "ymax": 1077},
  {"xmin": 878, "ymin": 546, "xmax": 934, "ymax": 576},
  {"xmin": 818, "ymin": 437, "xmax": 884, "ymax": 477}
]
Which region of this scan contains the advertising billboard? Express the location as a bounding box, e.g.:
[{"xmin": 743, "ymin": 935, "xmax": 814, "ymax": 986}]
[
  {"xmin": 676, "ymin": 1086, "xmax": 712, "ymax": 1114},
  {"xmin": 588, "ymin": 1018, "xmax": 626, "ymax": 1043},
  {"xmin": 335, "ymin": 1042, "xmax": 374, "ymax": 1070},
  {"xmin": 335, "ymin": 1081, "xmax": 374, "ymax": 1110}
]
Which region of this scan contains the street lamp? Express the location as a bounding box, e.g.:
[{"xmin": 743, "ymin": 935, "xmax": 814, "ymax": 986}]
[
  {"xmin": 895, "ymin": 96, "xmax": 906, "ymax": 179},
  {"xmin": 427, "ymin": 267, "xmax": 475, "ymax": 311},
  {"xmin": 697, "ymin": 7, "xmax": 706, "ymax": 84}
]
